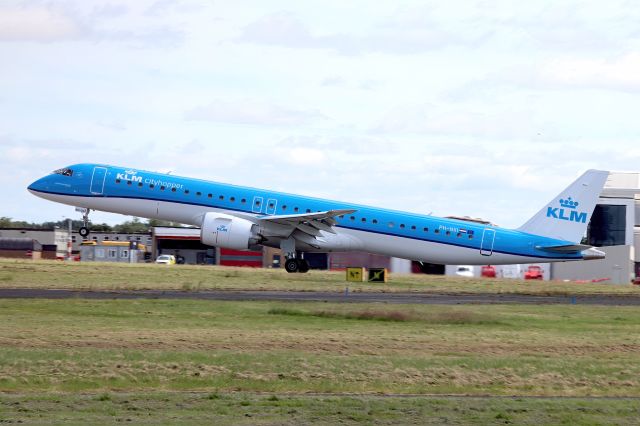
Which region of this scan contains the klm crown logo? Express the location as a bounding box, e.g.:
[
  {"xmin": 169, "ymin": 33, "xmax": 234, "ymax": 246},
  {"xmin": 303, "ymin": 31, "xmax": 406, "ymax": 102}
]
[
  {"xmin": 559, "ymin": 198, "xmax": 579, "ymax": 209},
  {"xmin": 547, "ymin": 197, "xmax": 587, "ymax": 223}
]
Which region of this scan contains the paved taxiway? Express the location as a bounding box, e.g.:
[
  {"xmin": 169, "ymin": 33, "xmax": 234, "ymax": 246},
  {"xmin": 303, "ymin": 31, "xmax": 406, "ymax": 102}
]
[{"xmin": 0, "ymin": 288, "xmax": 638, "ymax": 305}]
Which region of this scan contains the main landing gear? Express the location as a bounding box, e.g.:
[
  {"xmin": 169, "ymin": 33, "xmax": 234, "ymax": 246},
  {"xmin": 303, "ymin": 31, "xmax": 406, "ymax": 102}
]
[
  {"xmin": 284, "ymin": 258, "xmax": 310, "ymax": 274},
  {"xmin": 76, "ymin": 208, "xmax": 91, "ymax": 238},
  {"xmin": 281, "ymin": 237, "xmax": 310, "ymax": 274}
]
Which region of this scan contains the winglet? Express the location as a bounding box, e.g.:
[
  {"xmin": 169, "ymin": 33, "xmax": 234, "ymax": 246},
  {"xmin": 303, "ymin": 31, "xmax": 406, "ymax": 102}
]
[{"xmin": 518, "ymin": 170, "xmax": 609, "ymax": 243}]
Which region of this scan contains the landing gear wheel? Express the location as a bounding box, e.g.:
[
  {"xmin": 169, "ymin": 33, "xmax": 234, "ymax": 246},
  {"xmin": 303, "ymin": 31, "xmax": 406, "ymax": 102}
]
[
  {"xmin": 79, "ymin": 227, "xmax": 90, "ymax": 238},
  {"xmin": 285, "ymin": 258, "xmax": 300, "ymax": 274},
  {"xmin": 297, "ymin": 259, "xmax": 310, "ymax": 273}
]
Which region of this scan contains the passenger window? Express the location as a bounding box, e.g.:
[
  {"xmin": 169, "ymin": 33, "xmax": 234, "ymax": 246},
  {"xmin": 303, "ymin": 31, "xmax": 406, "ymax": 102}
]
[
  {"xmin": 241, "ymin": 198, "xmax": 246, "ymax": 204},
  {"xmin": 350, "ymin": 216, "xmax": 355, "ymax": 221},
  {"xmin": 208, "ymin": 194, "xmax": 213, "ymax": 198},
  {"xmin": 160, "ymin": 186, "xmax": 166, "ymax": 191},
  {"xmin": 362, "ymin": 218, "xmax": 367, "ymax": 222},
  {"xmin": 411, "ymin": 225, "xmax": 416, "ymax": 230},
  {"xmin": 116, "ymin": 179, "xmax": 121, "ymax": 184},
  {"xmin": 372, "ymin": 219, "xmax": 378, "ymax": 224},
  {"xmin": 230, "ymin": 197, "xmax": 235, "ymax": 202},
  {"xmin": 171, "ymin": 187, "xmax": 176, "ymax": 192},
  {"xmin": 306, "ymin": 209, "xmax": 311, "ymax": 213},
  {"xmin": 294, "ymin": 207, "xmax": 299, "ymax": 212},
  {"xmin": 185, "ymin": 190, "xmax": 190, "ymax": 194},
  {"xmin": 400, "ymin": 224, "xmax": 405, "ymax": 229},
  {"xmin": 196, "ymin": 192, "xmax": 201, "ymax": 196},
  {"xmin": 282, "ymin": 205, "xmax": 287, "ymax": 210},
  {"xmin": 435, "ymin": 229, "xmax": 440, "ymax": 234},
  {"xmin": 423, "ymin": 227, "xmax": 429, "ymax": 232},
  {"xmin": 445, "ymin": 231, "xmax": 450, "ymax": 236},
  {"xmin": 388, "ymin": 222, "xmax": 395, "ymax": 228},
  {"xmin": 138, "ymin": 182, "xmax": 143, "ymax": 187},
  {"xmin": 220, "ymin": 195, "xmax": 225, "ymax": 200},
  {"xmin": 150, "ymin": 184, "xmax": 155, "ymax": 189},
  {"xmin": 468, "ymin": 235, "xmax": 474, "ymax": 239}
]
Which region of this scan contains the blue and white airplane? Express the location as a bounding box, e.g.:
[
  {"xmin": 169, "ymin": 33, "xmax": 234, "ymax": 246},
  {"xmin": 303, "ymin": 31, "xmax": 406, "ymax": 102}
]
[{"xmin": 28, "ymin": 164, "xmax": 609, "ymax": 273}]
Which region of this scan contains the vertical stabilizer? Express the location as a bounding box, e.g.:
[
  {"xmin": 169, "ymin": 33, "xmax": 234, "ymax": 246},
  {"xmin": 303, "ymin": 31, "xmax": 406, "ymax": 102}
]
[{"xmin": 518, "ymin": 170, "xmax": 609, "ymax": 243}]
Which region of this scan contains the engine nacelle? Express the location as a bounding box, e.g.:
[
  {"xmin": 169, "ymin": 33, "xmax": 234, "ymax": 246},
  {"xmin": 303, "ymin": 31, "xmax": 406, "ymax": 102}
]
[{"xmin": 200, "ymin": 213, "xmax": 260, "ymax": 250}]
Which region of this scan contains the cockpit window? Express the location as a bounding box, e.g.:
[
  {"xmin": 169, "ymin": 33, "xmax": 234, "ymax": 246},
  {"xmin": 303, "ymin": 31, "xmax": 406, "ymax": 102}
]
[{"xmin": 52, "ymin": 168, "xmax": 73, "ymax": 177}]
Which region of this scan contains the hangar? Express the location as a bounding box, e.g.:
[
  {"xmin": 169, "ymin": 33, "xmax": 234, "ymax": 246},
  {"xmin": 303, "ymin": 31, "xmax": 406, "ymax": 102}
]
[{"xmin": 551, "ymin": 171, "xmax": 640, "ymax": 284}]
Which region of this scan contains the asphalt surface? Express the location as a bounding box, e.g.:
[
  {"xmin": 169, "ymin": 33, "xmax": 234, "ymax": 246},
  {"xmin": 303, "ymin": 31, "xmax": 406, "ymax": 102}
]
[{"xmin": 0, "ymin": 288, "xmax": 639, "ymax": 305}]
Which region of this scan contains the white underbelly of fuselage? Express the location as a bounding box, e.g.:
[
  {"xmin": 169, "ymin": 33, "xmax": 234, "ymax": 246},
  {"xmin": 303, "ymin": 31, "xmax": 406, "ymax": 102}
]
[{"xmin": 39, "ymin": 193, "xmax": 558, "ymax": 265}]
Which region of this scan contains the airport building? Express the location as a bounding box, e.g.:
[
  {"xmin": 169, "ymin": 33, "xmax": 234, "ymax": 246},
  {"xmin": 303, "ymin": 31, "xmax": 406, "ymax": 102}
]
[
  {"xmin": 0, "ymin": 228, "xmax": 70, "ymax": 259},
  {"xmin": 0, "ymin": 238, "xmax": 49, "ymax": 260},
  {"xmin": 0, "ymin": 228, "xmax": 152, "ymax": 259},
  {"xmin": 80, "ymin": 241, "xmax": 147, "ymax": 264}
]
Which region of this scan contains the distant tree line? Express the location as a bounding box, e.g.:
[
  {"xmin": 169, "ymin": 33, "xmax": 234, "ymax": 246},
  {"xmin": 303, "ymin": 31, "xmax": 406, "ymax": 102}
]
[{"xmin": 0, "ymin": 217, "xmax": 184, "ymax": 233}]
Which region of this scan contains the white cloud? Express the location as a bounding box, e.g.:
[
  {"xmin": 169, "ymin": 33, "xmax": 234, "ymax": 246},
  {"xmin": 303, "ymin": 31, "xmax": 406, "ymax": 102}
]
[
  {"xmin": 185, "ymin": 99, "xmax": 325, "ymax": 126},
  {"xmin": 237, "ymin": 12, "xmax": 490, "ymax": 55},
  {"xmin": 283, "ymin": 147, "xmax": 327, "ymax": 166},
  {"xmin": 371, "ymin": 104, "xmax": 544, "ymax": 140},
  {"xmin": 538, "ymin": 53, "xmax": 640, "ymax": 92},
  {"xmin": 0, "ymin": 3, "xmax": 184, "ymax": 47},
  {"xmin": 0, "ymin": 6, "xmax": 84, "ymax": 41}
]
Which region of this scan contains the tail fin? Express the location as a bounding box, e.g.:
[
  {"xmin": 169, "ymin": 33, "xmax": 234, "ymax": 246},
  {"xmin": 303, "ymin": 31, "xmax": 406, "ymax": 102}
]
[{"xmin": 518, "ymin": 170, "xmax": 609, "ymax": 243}]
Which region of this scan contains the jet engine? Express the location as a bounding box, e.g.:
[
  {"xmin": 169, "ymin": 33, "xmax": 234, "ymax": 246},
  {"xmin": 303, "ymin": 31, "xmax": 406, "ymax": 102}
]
[{"xmin": 200, "ymin": 213, "xmax": 261, "ymax": 250}]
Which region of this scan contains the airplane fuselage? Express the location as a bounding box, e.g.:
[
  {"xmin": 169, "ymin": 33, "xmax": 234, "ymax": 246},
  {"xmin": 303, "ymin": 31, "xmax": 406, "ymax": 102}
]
[{"xmin": 28, "ymin": 163, "xmax": 601, "ymax": 266}]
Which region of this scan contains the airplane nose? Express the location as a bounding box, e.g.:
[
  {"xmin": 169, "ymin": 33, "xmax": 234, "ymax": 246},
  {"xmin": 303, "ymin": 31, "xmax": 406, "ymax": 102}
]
[{"xmin": 27, "ymin": 177, "xmax": 48, "ymax": 194}]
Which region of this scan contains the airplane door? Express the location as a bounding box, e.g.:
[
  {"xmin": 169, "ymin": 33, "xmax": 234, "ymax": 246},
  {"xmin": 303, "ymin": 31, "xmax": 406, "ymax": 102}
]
[
  {"xmin": 480, "ymin": 228, "xmax": 496, "ymax": 256},
  {"xmin": 252, "ymin": 196, "xmax": 263, "ymax": 214},
  {"xmin": 266, "ymin": 199, "xmax": 277, "ymax": 215},
  {"xmin": 90, "ymin": 167, "xmax": 108, "ymax": 195}
]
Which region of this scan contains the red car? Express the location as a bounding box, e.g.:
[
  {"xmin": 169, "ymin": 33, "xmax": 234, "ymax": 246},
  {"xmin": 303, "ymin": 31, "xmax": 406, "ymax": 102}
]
[
  {"xmin": 524, "ymin": 265, "xmax": 544, "ymax": 280},
  {"xmin": 481, "ymin": 265, "xmax": 496, "ymax": 278}
]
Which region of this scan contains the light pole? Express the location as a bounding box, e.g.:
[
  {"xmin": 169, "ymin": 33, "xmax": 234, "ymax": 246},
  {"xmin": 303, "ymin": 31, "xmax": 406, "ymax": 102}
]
[{"xmin": 62, "ymin": 216, "xmax": 72, "ymax": 261}]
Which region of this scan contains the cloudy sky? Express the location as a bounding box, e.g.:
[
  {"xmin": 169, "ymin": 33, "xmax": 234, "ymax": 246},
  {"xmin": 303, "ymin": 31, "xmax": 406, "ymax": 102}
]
[{"xmin": 1, "ymin": 0, "xmax": 639, "ymax": 228}]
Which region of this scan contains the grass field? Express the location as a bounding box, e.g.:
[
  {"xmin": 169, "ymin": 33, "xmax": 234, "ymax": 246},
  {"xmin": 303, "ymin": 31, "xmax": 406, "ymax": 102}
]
[
  {"xmin": 1, "ymin": 259, "xmax": 640, "ymax": 424},
  {"xmin": 2, "ymin": 393, "xmax": 639, "ymax": 425},
  {"xmin": 0, "ymin": 296, "xmax": 639, "ymax": 423},
  {"xmin": 1, "ymin": 259, "xmax": 638, "ymax": 295}
]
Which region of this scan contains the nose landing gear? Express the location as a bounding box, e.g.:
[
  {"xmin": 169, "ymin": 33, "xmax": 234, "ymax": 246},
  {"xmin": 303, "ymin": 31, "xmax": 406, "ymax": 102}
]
[{"xmin": 76, "ymin": 208, "xmax": 91, "ymax": 238}]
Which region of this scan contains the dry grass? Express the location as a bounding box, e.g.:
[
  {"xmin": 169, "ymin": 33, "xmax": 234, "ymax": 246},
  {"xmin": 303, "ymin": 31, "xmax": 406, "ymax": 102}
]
[{"xmin": 269, "ymin": 307, "xmax": 501, "ymax": 325}]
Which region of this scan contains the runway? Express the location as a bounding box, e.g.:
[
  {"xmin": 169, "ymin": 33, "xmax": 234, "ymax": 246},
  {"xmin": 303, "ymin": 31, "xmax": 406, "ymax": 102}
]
[{"xmin": 0, "ymin": 288, "xmax": 639, "ymax": 305}]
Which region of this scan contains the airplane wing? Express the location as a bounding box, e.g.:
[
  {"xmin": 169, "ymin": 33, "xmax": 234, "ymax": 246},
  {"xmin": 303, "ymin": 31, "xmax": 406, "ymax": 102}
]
[{"xmin": 256, "ymin": 209, "xmax": 356, "ymax": 248}]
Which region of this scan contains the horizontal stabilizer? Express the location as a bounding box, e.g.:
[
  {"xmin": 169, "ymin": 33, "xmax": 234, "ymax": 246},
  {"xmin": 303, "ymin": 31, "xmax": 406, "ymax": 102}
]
[{"xmin": 536, "ymin": 244, "xmax": 593, "ymax": 253}]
